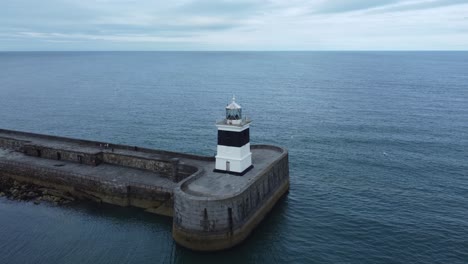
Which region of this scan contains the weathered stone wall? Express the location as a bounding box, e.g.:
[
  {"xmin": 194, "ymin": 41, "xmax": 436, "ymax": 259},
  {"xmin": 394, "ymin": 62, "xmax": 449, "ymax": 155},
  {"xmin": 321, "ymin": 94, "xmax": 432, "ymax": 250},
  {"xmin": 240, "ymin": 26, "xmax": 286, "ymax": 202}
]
[
  {"xmin": 0, "ymin": 160, "xmax": 126, "ymax": 196},
  {"xmin": 0, "ymin": 160, "xmax": 173, "ymax": 209},
  {"xmin": 23, "ymin": 144, "xmax": 103, "ymax": 166},
  {"xmin": 0, "ymin": 128, "xmax": 214, "ymax": 161},
  {"xmin": 102, "ymin": 152, "xmax": 175, "ymax": 178},
  {"xmin": 0, "ymin": 129, "xmax": 205, "ymax": 183},
  {"xmin": 0, "ymin": 137, "xmax": 29, "ymax": 152},
  {"xmin": 172, "ymin": 145, "xmax": 289, "ymax": 250},
  {"xmin": 176, "ymin": 164, "xmax": 198, "ymax": 182}
]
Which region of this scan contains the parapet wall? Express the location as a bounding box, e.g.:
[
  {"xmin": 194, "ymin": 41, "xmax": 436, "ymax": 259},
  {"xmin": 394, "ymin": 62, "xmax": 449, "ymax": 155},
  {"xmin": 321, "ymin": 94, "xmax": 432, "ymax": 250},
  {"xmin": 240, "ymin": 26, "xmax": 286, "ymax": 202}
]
[
  {"xmin": 23, "ymin": 144, "xmax": 103, "ymax": 166},
  {"xmin": 0, "ymin": 129, "xmax": 204, "ymax": 182},
  {"xmin": 102, "ymin": 152, "xmax": 178, "ymax": 178},
  {"xmin": 172, "ymin": 145, "xmax": 289, "ymax": 251},
  {"xmin": 0, "ymin": 129, "xmax": 214, "ymax": 161},
  {"xmin": 0, "ymin": 136, "xmax": 28, "ymax": 152}
]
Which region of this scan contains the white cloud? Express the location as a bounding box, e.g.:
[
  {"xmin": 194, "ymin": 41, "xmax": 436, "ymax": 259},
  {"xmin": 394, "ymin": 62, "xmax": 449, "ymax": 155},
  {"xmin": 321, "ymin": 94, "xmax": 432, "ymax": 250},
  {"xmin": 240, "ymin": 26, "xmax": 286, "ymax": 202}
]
[{"xmin": 17, "ymin": 31, "xmax": 195, "ymax": 43}]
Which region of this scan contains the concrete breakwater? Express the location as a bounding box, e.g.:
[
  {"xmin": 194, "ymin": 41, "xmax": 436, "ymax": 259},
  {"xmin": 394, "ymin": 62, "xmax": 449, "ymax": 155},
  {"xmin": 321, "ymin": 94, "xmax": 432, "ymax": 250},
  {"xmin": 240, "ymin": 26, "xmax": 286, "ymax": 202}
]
[{"xmin": 0, "ymin": 128, "xmax": 289, "ymax": 251}]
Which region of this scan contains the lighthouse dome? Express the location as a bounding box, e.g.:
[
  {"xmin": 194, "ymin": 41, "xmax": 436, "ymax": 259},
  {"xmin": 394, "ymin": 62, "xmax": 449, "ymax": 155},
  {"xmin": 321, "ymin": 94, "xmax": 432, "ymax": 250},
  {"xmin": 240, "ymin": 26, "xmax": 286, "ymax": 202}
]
[
  {"xmin": 226, "ymin": 100, "xmax": 241, "ymax": 110},
  {"xmin": 226, "ymin": 96, "xmax": 242, "ymax": 120}
]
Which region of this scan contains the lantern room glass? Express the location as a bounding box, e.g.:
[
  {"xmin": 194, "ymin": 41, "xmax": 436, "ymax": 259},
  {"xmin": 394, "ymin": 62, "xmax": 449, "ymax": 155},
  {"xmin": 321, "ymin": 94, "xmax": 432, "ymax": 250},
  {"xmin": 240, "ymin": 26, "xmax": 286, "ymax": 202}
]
[{"xmin": 226, "ymin": 108, "xmax": 242, "ymax": 120}]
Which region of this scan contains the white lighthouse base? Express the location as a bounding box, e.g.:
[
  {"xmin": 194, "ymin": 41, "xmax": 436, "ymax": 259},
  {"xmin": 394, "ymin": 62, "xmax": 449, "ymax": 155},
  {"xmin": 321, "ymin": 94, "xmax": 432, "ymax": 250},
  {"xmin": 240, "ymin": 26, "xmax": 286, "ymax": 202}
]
[{"xmin": 215, "ymin": 144, "xmax": 252, "ymax": 174}]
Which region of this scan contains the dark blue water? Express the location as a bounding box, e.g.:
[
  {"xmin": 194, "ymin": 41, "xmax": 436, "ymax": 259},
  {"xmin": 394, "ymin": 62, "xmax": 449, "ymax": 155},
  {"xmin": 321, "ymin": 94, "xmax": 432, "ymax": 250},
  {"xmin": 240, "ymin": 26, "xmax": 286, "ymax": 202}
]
[{"xmin": 0, "ymin": 52, "xmax": 467, "ymax": 263}]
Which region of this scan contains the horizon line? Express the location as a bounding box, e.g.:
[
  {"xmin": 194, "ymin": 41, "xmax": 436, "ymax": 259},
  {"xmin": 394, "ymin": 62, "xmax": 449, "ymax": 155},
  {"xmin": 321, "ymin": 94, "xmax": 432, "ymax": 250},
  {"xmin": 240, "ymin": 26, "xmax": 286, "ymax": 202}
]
[{"xmin": 1, "ymin": 50, "xmax": 467, "ymax": 52}]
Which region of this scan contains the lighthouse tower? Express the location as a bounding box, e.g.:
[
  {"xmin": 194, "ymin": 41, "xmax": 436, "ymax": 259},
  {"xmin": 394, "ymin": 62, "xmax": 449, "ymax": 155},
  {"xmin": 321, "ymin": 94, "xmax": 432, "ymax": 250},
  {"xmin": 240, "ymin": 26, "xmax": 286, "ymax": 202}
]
[{"xmin": 215, "ymin": 96, "xmax": 253, "ymax": 175}]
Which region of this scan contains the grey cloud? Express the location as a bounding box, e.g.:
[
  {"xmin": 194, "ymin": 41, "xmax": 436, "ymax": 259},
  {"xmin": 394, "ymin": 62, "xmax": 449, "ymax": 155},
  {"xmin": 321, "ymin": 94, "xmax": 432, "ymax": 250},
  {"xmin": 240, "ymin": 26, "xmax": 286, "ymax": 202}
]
[
  {"xmin": 1, "ymin": 0, "xmax": 249, "ymax": 40},
  {"xmin": 176, "ymin": 0, "xmax": 265, "ymax": 16},
  {"xmin": 369, "ymin": 0, "xmax": 468, "ymax": 13},
  {"xmin": 1, "ymin": 0, "xmax": 467, "ymax": 50},
  {"xmin": 94, "ymin": 23, "xmax": 242, "ymax": 35},
  {"xmin": 1, "ymin": 0, "xmax": 102, "ymax": 33},
  {"xmin": 1, "ymin": 0, "xmax": 98, "ymax": 21},
  {"xmin": 312, "ymin": 0, "xmax": 401, "ymax": 13}
]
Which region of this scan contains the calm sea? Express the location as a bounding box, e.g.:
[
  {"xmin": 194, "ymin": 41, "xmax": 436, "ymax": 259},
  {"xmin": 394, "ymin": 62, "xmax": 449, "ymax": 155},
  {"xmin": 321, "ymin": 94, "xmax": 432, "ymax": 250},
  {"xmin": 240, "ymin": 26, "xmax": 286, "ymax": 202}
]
[{"xmin": 0, "ymin": 51, "xmax": 467, "ymax": 264}]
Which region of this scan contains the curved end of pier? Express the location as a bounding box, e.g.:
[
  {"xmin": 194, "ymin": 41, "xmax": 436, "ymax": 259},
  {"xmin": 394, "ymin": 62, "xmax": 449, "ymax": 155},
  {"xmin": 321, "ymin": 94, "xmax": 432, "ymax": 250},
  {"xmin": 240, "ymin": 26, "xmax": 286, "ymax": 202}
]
[{"xmin": 172, "ymin": 145, "xmax": 290, "ymax": 251}]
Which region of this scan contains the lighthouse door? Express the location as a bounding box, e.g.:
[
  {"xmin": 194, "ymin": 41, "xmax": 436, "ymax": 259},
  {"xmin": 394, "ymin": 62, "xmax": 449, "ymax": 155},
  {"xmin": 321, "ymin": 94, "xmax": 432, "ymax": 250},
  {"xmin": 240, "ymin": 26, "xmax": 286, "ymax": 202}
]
[{"xmin": 226, "ymin": 161, "xmax": 230, "ymax": 172}]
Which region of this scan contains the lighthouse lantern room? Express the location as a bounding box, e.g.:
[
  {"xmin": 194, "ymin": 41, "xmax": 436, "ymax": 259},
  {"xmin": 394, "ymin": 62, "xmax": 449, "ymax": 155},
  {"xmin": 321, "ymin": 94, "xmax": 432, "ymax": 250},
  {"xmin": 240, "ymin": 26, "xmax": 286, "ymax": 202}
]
[{"xmin": 215, "ymin": 96, "xmax": 253, "ymax": 175}]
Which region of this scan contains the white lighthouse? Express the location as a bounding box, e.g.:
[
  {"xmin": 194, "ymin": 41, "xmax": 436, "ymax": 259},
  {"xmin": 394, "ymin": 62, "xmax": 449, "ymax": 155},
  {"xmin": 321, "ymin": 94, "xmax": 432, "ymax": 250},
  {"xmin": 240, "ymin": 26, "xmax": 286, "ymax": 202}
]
[{"xmin": 214, "ymin": 96, "xmax": 253, "ymax": 175}]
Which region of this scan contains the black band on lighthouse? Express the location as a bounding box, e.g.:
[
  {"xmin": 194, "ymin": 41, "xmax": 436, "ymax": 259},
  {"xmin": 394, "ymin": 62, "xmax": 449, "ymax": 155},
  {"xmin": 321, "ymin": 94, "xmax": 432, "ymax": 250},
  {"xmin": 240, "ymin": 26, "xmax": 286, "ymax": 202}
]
[{"xmin": 217, "ymin": 129, "xmax": 249, "ymax": 147}]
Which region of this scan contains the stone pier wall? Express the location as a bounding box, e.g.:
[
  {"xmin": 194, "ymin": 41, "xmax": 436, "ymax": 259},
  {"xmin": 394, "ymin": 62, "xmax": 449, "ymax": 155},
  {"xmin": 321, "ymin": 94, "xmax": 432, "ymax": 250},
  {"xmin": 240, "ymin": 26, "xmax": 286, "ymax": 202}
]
[
  {"xmin": 23, "ymin": 144, "xmax": 103, "ymax": 166},
  {"xmin": 0, "ymin": 160, "xmax": 173, "ymax": 209},
  {"xmin": 172, "ymin": 145, "xmax": 289, "ymax": 251},
  {"xmin": 102, "ymin": 152, "xmax": 175, "ymax": 178},
  {"xmin": 0, "ymin": 137, "xmax": 28, "ymax": 152},
  {"xmin": 0, "ymin": 129, "xmax": 214, "ymax": 161},
  {"xmin": 0, "ymin": 129, "xmax": 290, "ymax": 250},
  {"xmin": 0, "ymin": 129, "xmax": 204, "ymax": 182}
]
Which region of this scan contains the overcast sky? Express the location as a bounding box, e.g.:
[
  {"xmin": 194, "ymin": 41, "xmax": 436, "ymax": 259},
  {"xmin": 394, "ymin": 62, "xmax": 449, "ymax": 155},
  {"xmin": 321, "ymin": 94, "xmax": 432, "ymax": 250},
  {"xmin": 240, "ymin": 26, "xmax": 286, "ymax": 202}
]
[{"xmin": 1, "ymin": 0, "xmax": 467, "ymax": 51}]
